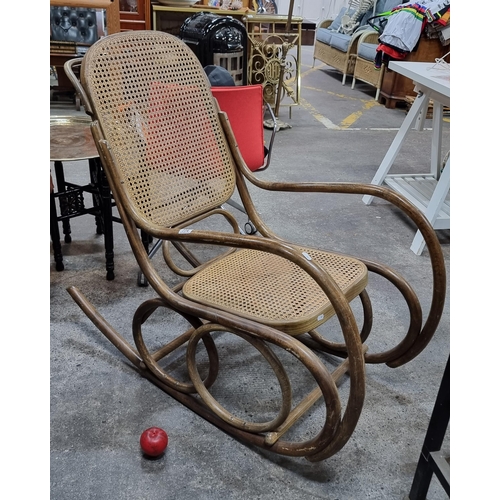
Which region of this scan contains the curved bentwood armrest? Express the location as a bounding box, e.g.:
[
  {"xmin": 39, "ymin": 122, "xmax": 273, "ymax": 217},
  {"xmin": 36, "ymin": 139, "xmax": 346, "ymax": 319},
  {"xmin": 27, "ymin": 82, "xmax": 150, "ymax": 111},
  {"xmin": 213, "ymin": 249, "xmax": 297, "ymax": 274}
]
[{"xmin": 223, "ymin": 113, "xmax": 446, "ymax": 368}]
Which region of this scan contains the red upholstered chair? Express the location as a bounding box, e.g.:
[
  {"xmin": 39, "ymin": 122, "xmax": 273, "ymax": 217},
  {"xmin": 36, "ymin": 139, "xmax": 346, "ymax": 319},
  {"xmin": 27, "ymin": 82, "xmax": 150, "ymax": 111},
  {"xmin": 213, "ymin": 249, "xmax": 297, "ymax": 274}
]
[
  {"xmin": 211, "ymin": 84, "xmax": 277, "ymax": 235},
  {"xmin": 211, "ymin": 84, "xmax": 276, "ymax": 172}
]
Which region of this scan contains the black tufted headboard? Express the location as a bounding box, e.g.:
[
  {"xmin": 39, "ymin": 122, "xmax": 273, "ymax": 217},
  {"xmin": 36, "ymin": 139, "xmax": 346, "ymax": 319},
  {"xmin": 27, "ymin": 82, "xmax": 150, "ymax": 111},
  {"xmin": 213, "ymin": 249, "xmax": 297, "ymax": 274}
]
[{"xmin": 50, "ymin": 6, "xmax": 106, "ymax": 45}]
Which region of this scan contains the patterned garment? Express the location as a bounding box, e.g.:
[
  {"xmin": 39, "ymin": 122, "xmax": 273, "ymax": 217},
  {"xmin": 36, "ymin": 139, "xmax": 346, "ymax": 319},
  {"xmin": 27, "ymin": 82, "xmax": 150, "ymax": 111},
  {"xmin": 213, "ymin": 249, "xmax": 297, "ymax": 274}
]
[
  {"xmin": 374, "ymin": 1, "xmax": 450, "ymax": 67},
  {"xmin": 379, "ymin": 3, "xmax": 429, "ymax": 52}
]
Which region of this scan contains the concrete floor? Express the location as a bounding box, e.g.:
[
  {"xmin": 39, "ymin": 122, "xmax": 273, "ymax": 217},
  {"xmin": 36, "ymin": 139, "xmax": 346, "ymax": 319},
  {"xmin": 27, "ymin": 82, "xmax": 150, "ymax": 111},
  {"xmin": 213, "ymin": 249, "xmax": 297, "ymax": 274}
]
[{"xmin": 50, "ymin": 44, "xmax": 450, "ymax": 499}]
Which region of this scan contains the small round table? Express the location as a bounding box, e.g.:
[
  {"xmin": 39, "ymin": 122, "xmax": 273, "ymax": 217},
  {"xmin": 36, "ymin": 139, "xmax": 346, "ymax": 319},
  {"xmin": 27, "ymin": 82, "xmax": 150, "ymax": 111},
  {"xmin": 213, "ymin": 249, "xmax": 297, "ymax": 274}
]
[{"xmin": 50, "ymin": 115, "xmax": 115, "ymax": 280}]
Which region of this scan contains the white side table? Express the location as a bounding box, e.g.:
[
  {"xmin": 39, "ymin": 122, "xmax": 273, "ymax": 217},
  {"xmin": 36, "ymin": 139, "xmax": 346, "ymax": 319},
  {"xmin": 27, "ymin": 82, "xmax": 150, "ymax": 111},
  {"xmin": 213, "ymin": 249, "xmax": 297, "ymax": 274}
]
[{"xmin": 363, "ymin": 61, "xmax": 450, "ymax": 255}]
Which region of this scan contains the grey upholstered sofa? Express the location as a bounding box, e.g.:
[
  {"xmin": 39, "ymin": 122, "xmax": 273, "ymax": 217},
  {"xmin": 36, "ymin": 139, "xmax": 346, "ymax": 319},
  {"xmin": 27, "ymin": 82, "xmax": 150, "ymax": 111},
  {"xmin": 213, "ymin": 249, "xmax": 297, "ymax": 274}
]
[{"xmin": 313, "ymin": 1, "xmax": 401, "ymax": 88}]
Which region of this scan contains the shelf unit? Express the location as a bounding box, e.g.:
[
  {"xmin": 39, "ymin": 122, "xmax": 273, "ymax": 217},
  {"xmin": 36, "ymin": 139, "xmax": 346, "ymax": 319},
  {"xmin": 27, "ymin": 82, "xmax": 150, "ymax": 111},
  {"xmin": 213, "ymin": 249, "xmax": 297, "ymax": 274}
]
[{"xmin": 119, "ymin": 0, "xmax": 151, "ymax": 31}]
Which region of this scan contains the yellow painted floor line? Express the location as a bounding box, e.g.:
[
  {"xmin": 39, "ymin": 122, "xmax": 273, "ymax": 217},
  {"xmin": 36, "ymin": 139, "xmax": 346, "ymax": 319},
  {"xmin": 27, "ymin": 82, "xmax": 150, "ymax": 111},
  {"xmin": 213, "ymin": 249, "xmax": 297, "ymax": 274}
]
[
  {"xmin": 304, "ymin": 85, "xmax": 366, "ymax": 102},
  {"xmin": 300, "ymin": 97, "xmax": 444, "ymax": 132},
  {"xmin": 314, "ymin": 114, "xmax": 341, "ymax": 130},
  {"xmin": 301, "ymin": 96, "xmax": 380, "ymax": 130},
  {"xmin": 298, "ymin": 67, "xmax": 451, "ymax": 129},
  {"xmin": 300, "ymin": 98, "xmax": 340, "ymax": 129},
  {"xmin": 300, "ymin": 95, "xmax": 449, "ymax": 130},
  {"xmin": 339, "ymin": 100, "xmax": 380, "ymax": 129},
  {"xmin": 301, "ymin": 65, "xmax": 321, "ymax": 78},
  {"xmin": 302, "ymin": 84, "xmax": 382, "ymax": 106},
  {"xmin": 301, "ymin": 66, "xmax": 451, "ymax": 124}
]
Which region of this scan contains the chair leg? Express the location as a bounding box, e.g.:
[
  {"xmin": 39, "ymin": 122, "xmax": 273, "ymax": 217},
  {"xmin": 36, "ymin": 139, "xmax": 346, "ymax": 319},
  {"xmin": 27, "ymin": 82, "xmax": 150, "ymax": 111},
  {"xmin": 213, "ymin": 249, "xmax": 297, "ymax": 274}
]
[
  {"xmin": 223, "ymin": 199, "xmax": 257, "ymax": 235},
  {"xmin": 342, "ymin": 73, "xmax": 347, "ymax": 85},
  {"xmin": 375, "ymin": 88, "xmax": 380, "ymax": 101},
  {"xmin": 137, "ymin": 237, "xmax": 163, "ymax": 287},
  {"xmin": 351, "ymin": 77, "xmax": 356, "ymax": 90},
  {"xmin": 224, "ymin": 198, "xmax": 246, "ymax": 215}
]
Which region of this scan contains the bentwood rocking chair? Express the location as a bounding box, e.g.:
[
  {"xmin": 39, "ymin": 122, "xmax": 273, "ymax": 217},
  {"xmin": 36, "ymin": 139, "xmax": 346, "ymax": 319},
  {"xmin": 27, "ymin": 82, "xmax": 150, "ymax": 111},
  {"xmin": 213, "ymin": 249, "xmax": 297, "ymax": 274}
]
[{"xmin": 64, "ymin": 31, "xmax": 446, "ymax": 462}]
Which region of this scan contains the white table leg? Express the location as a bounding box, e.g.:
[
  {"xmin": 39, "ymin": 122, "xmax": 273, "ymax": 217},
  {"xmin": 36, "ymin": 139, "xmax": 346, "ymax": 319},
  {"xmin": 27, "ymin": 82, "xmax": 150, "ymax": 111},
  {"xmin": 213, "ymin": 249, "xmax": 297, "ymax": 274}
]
[
  {"xmin": 363, "ymin": 91, "xmax": 430, "ymax": 205},
  {"xmin": 430, "ymin": 100, "xmax": 443, "ymax": 178},
  {"xmin": 410, "ymin": 156, "xmax": 450, "ymax": 255},
  {"xmin": 414, "ymin": 108, "xmax": 425, "ymax": 132},
  {"xmin": 413, "ymin": 88, "xmax": 426, "ymax": 132}
]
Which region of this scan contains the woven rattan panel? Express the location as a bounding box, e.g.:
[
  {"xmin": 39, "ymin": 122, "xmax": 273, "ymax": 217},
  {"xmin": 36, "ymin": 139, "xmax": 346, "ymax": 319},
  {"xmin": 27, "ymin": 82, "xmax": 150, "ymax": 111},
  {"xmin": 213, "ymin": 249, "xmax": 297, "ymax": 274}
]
[
  {"xmin": 81, "ymin": 31, "xmax": 236, "ymax": 228},
  {"xmin": 183, "ymin": 247, "xmax": 368, "ymax": 335}
]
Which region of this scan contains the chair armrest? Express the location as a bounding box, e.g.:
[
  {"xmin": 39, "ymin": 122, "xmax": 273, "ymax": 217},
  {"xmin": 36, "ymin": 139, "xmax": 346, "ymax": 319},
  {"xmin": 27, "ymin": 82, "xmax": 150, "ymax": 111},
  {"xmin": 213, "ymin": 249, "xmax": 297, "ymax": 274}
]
[
  {"xmin": 318, "ymin": 19, "xmax": 334, "ymax": 29},
  {"xmin": 358, "ymin": 29, "xmax": 380, "ymax": 44},
  {"xmin": 346, "ymin": 28, "xmax": 369, "ymax": 56},
  {"xmin": 251, "ymin": 185, "xmax": 445, "ymax": 367},
  {"xmin": 228, "ymin": 149, "xmax": 447, "ymax": 367},
  {"xmin": 346, "ymin": 27, "xmax": 380, "ymax": 57}
]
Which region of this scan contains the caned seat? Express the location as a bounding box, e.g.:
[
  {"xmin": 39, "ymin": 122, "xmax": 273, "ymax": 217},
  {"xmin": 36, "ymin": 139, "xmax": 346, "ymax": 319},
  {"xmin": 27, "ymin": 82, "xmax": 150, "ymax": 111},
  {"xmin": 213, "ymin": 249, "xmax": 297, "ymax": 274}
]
[
  {"xmin": 64, "ymin": 30, "xmax": 446, "ymax": 463},
  {"xmin": 183, "ymin": 247, "xmax": 367, "ymax": 335}
]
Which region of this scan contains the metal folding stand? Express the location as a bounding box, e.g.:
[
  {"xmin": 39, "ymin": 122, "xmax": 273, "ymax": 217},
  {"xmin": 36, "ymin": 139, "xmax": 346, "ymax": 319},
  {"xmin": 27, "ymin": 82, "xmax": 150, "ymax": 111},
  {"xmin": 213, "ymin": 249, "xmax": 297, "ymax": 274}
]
[{"xmin": 407, "ymin": 356, "xmax": 450, "ymax": 499}]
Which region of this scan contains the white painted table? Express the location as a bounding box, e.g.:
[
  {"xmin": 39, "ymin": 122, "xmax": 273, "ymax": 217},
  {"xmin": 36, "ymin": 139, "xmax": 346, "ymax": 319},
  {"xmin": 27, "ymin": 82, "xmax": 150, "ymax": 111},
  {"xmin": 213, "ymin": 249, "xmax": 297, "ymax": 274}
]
[{"xmin": 362, "ymin": 61, "xmax": 450, "ymax": 255}]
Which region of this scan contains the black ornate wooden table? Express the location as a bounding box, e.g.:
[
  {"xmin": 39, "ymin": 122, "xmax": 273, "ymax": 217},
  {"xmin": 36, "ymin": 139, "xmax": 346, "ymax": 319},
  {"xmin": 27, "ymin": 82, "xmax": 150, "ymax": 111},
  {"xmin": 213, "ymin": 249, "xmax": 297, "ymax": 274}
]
[{"xmin": 50, "ymin": 115, "xmax": 115, "ymax": 280}]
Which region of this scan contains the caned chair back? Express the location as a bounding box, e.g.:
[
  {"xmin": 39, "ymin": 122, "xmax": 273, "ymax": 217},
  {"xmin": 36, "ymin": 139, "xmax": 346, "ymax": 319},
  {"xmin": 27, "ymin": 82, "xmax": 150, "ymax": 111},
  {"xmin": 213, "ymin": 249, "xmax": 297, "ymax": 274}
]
[{"xmin": 80, "ymin": 31, "xmax": 237, "ymax": 229}]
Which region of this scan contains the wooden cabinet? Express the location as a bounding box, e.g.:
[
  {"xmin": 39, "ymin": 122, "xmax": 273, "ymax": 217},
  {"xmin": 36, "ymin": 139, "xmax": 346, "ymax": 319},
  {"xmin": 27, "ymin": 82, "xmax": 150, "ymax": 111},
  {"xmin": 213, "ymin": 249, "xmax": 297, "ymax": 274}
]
[
  {"xmin": 379, "ymin": 37, "xmax": 448, "ymax": 109},
  {"xmin": 119, "ymin": 0, "xmax": 151, "ymax": 31}
]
